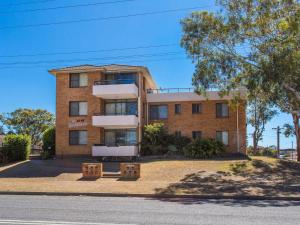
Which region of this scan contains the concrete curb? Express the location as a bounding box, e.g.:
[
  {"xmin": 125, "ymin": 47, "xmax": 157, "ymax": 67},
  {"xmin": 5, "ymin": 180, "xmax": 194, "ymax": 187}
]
[{"xmin": 0, "ymin": 191, "xmax": 300, "ymax": 201}]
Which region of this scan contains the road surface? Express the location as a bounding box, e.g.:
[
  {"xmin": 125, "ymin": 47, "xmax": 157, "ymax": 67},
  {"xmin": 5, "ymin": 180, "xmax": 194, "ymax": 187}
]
[{"xmin": 0, "ymin": 195, "xmax": 299, "ymax": 225}]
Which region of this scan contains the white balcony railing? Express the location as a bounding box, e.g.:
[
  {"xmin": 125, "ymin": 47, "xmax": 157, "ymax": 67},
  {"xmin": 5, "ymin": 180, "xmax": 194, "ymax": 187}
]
[
  {"xmin": 92, "ymin": 145, "xmax": 138, "ymax": 157},
  {"xmin": 92, "ymin": 115, "xmax": 138, "ymax": 128},
  {"xmin": 93, "ymin": 83, "xmax": 138, "ymax": 99}
]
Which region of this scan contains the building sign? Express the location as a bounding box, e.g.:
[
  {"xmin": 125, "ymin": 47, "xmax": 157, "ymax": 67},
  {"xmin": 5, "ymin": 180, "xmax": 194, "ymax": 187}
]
[{"xmin": 68, "ymin": 119, "xmax": 88, "ymax": 128}]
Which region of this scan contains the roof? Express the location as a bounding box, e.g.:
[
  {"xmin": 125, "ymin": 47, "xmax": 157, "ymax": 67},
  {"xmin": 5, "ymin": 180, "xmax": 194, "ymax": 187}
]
[{"xmin": 48, "ymin": 64, "xmax": 157, "ymax": 88}]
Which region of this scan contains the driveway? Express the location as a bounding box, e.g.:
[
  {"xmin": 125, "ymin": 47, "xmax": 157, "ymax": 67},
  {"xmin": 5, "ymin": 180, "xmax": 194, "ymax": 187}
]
[{"xmin": 0, "ymin": 159, "xmax": 120, "ymax": 178}]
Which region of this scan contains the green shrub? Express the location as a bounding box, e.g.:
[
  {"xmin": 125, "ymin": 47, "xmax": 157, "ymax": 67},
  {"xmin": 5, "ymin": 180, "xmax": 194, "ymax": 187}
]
[
  {"xmin": 143, "ymin": 123, "xmax": 166, "ymax": 146},
  {"xmin": 169, "ymin": 135, "xmax": 191, "ymax": 153},
  {"xmin": 141, "ymin": 144, "xmax": 168, "ymax": 156},
  {"xmin": 183, "ymin": 138, "xmax": 225, "ymax": 159},
  {"xmin": 42, "ymin": 127, "xmax": 55, "ymax": 157},
  {"xmin": 0, "ymin": 146, "xmax": 8, "ymax": 163},
  {"xmin": 141, "ymin": 123, "xmax": 168, "ymax": 155},
  {"xmin": 141, "ymin": 123, "xmax": 191, "ymax": 156},
  {"xmin": 2, "ymin": 134, "xmax": 31, "ymax": 162}
]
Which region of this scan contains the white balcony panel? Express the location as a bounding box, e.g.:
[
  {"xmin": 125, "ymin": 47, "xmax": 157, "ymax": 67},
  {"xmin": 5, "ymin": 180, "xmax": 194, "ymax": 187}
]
[
  {"xmin": 92, "ymin": 145, "xmax": 138, "ymax": 157},
  {"xmin": 93, "ymin": 84, "xmax": 138, "ymax": 99},
  {"xmin": 147, "ymin": 90, "xmax": 247, "ymax": 103},
  {"xmin": 92, "ymin": 115, "xmax": 138, "ymax": 128}
]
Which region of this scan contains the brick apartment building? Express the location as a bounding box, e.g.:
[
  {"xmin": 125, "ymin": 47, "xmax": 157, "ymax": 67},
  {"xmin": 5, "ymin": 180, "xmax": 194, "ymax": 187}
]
[{"xmin": 49, "ymin": 64, "xmax": 247, "ymax": 158}]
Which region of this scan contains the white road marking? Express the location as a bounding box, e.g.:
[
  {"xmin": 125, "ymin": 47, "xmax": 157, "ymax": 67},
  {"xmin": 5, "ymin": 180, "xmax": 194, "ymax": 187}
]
[{"xmin": 0, "ymin": 219, "xmax": 136, "ymax": 225}]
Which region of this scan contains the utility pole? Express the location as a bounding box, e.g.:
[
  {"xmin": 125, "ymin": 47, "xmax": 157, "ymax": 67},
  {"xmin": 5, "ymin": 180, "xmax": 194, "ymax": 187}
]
[{"xmin": 272, "ymin": 126, "xmax": 282, "ymax": 158}]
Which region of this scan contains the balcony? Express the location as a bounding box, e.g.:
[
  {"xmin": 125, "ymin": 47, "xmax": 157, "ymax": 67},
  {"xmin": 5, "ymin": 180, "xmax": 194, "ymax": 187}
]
[
  {"xmin": 146, "ymin": 87, "xmax": 247, "ymax": 102},
  {"xmin": 92, "ymin": 145, "xmax": 138, "ymax": 157},
  {"xmin": 93, "ymin": 79, "xmax": 138, "ymax": 99},
  {"xmin": 92, "ymin": 114, "xmax": 138, "ymax": 128}
]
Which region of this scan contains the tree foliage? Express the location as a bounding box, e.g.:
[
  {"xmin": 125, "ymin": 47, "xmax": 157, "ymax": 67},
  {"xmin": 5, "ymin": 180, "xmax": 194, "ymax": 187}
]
[
  {"xmin": 283, "ymin": 123, "xmax": 296, "ymax": 137},
  {"xmin": 0, "ymin": 114, "xmax": 4, "ymax": 135},
  {"xmin": 181, "ymin": 0, "xmax": 300, "ymax": 160},
  {"xmin": 247, "ymin": 92, "xmax": 278, "ymax": 152},
  {"xmin": 1, "ymin": 108, "xmax": 55, "ymax": 146},
  {"xmin": 42, "ymin": 127, "xmax": 55, "ymax": 156},
  {"xmin": 143, "ymin": 123, "xmax": 166, "ymax": 146},
  {"xmin": 181, "ymin": 0, "xmax": 299, "ymax": 102}
]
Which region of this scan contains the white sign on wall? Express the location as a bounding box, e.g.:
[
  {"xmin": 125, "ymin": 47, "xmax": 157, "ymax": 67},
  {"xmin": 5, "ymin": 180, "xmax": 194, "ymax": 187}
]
[{"xmin": 68, "ymin": 119, "xmax": 88, "ymax": 128}]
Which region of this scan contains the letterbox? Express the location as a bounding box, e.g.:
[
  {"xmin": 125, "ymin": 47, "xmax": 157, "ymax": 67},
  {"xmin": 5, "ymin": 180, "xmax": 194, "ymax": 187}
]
[
  {"xmin": 82, "ymin": 163, "xmax": 103, "ymax": 178},
  {"xmin": 120, "ymin": 163, "xmax": 140, "ymax": 179}
]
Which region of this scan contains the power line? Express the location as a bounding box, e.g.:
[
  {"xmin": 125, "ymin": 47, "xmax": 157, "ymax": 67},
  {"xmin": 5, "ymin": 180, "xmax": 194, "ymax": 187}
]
[
  {"xmin": 0, "ymin": 43, "xmax": 247, "ymax": 59},
  {"xmin": 0, "ymin": 5, "xmax": 213, "ymax": 30},
  {"xmin": 0, "ymin": 0, "xmax": 137, "ymax": 14},
  {"xmin": 0, "ymin": 43, "xmax": 178, "ymax": 58},
  {"xmin": 0, "ymin": 56, "xmax": 189, "ymax": 70},
  {"xmin": 0, "ymin": 51, "xmax": 184, "ymax": 66},
  {"xmin": 0, "ymin": 0, "xmax": 57, "ymax": 7}
]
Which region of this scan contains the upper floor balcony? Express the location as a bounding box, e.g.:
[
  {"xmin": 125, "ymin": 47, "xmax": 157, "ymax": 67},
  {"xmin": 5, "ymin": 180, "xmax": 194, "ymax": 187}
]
[
  {"xmin": 146, "ymin": 87, "xmax": 247, "ymax": 102},
  {"xmin": 93, "ymin": 79, "xmax": 138, "ymax": 99},
  {"xmin": 92, "ymin": 113, "xmax": 138, "ymax": 129}
]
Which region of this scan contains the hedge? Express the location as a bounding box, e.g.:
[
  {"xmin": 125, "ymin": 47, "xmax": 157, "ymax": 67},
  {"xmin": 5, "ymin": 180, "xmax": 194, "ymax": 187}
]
[
  {"xmin": 42, "ymin": 127, "xmax": 55, "ymax": 158},
  {"xmin": 1, "ymin": 134, "xmax": 31, "ymax": 163},
  {"xmin": 184, "ymin": 138, "xmax": 225, "ymax": 159}
]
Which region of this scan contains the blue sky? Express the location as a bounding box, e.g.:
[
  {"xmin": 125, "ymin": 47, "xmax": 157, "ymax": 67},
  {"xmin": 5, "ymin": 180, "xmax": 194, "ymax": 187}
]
[{"xmin": 0, "ymin": 0, "xmax": 294, "ymax": 148}]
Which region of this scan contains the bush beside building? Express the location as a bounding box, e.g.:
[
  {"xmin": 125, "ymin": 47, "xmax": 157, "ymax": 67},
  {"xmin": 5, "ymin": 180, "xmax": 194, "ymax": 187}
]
[{"xmin": 0, "ymin": 134, "xmax": 31, "ymax": 163}]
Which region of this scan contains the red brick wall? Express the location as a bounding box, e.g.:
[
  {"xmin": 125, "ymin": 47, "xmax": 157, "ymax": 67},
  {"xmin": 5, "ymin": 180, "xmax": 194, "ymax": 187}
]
[
  {"xmin": 149, "ymin": 100, "xmax": 247, "ymax": 154},
  {"xmin": 56, "ymin": 72, "xmax": 102, "ymax": 157}
]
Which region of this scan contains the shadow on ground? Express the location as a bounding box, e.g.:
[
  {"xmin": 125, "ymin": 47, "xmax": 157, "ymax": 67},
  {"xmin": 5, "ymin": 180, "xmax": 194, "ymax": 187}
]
[
  {"xmin": 0, "ymin": 159, "xmax": 120, "ymax": 178},
  {"xmin": 154, "ymin": 159, "xmax": 300, "ymax": 205},
  {"xmin": 150, "ymin": 198, "xmax": 300, "ymax": 207}
]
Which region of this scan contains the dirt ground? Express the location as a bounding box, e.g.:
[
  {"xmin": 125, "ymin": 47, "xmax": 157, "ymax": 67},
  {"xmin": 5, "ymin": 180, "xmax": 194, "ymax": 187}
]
[{"xmin": 0, "ymin": 156, "xmax": 299, "ymax": 197}]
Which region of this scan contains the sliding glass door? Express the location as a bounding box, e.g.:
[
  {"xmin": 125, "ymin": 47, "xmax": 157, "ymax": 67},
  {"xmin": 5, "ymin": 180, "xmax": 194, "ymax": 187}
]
[
  {"xmin": 104, "ymin": 129, "xmax": 137, "ymax": 146},
  {"xmin": 105, "ymin": 100, "xmax": 137, "ymax": 116}
]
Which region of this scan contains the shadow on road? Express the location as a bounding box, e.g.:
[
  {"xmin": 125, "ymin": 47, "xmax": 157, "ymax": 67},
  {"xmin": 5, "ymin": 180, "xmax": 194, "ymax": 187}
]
[{"xmin": 151, "ymin": 198, "xmax": 300, "ymax": 207}]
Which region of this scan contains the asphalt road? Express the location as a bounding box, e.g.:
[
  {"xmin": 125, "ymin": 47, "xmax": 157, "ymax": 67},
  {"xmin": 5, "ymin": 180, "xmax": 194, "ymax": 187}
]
[{"xmin": 0, "ymin": 195, "xmax": 300, "ymax": 225}]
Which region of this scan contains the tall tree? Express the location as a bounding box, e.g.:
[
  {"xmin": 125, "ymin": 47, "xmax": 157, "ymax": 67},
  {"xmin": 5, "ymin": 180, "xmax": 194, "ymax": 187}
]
[
  {"xmin": 247, "ymin": 92, "xmax": 277, "ymax": 153},
  {"xmin": 0, "ymin": 115, "xmax": 4, "ymax": 135},
  {"xmin": 181, "ymin": 0, "xmax": 300, "ymax": 160},
  {"xmin": 1, "ymin": 108, "xmax": 55, "ymax": 146}
]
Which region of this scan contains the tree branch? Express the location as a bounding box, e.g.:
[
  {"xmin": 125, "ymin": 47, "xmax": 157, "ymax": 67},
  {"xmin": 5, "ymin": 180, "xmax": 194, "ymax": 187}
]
[{"xmin": 283, "ymin": 83, "xmax": 300, "ymax": 102}]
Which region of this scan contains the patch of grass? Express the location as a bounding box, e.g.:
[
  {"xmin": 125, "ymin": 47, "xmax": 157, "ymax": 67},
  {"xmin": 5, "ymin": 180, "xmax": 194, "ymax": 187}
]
[
  {"xmin": 230, "ymin": 162, "xmax": 248, "ymax": 174},
  {"xmin": 1, "ymin": 156, "xmax": 300, "ymax": 197}
]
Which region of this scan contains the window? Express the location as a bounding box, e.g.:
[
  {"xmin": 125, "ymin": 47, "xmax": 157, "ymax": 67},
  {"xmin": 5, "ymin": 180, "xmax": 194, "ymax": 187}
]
[
  {"xmin": 104, "ymin": 129, "xmax": 137, "ymax": 146},
  {"xmin": 216, "ymin": 131, "xmax": 229, "ymax": 145},
  {"xmin": 149, "ymin": 105, "xmax": 168, "ymax": 120},
  {"xmin": 216, "ymin": 103, "xmax": 229, "ymax": 118},
  {"xmin": 192, "ymin": 131, "xmax": 202, "ymax": 140},
  {"xmin": 69, "ymin": 131, "xmax": 87, "ymax": 145},
  {"xmin": 69, "ymin": 73, "xmax": 88, "ymax": 88},
  {"xmin": 192, "ymin": 103, "xmax": 202, "ymax": 114},
  {"xmin": 69, "ymin": 101, "xmax": 88, "ymax": 116},
  {"xmin": 104, "ymin": 72, "xmax": 137, "ymax": 85},
  {"xmin": 105, "ymin": 100, "xmax": 137, "ymax": 116},
  {"xmin": 175, "ymin": 131, "xmax": 181, "ymax": 138},
  {"xmin": 175, "ymin": 104, "xmax": 181, "ymax": 114}
]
